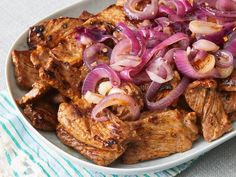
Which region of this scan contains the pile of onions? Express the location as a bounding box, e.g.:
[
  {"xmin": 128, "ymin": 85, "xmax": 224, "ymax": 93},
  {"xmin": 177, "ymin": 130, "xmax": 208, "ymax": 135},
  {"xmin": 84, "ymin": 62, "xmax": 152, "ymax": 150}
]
[{"xmin": 76, "ymin": 0, "xmax": 236, "ymax": 121}]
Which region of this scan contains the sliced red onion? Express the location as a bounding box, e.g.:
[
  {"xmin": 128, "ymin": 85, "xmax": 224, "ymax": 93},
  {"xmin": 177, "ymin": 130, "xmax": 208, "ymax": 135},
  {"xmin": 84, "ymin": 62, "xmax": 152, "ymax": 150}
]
[
  {"xmin": 117, "ymin": 23, "xmax": 141, "ymax": 55},
  {"xmin": 76, "ymin": 27, "xmax": 118, "ymax": 45},
  {"xmin": 82, "ymin": 64, "xmax": 121, "ymax": 95},
  {"xmin": 110, "ymin": 39, "xmax": 131, "ymax": 65},
  {"xmin": 91, "ymin": 93, "xmax": 140, "ymax": 121},
  {"xmin": 124, "ymin": 0, "xmax": 159, "ymax": 20},
  {"xmin": 198, "ymin": 2, "xmax": 236, "ymax": 18},
  {"xmin": 147, "ymin": 32, "xmax": 189, "ymax": 62},
  {"xmin": 179, "ymin": 0, "xmax": 193, "ymax": 12},
  {"xmin": 215, "ymin": 50, "xmax": 234, "ymax": 68},
  {"xmin": 145, "ymin": 77, "xmax": 190, "ymax": 110},
  {"xmin": 110, "ymin": 54, "xmax": 141, "ymax": 72},
  {"xmin": 193, "ymin": 50, "xmax": 208, "ymax": 61},
  {"xmin": 146, "ymin": 58, "xmax": 174, "ymax": 83},
  {"xmin": 173, "ymin": 50, "xmax": 219, "ymax": 79},
  {"xmin": 83, "ymin": 43, "xmax": 111, "ymax": 70},
  {"xmin": 76, "ymin": 27, "xmax": 106, "ymax": 42},
  {"xmin": 200, "ymin": 22, "xmax": 236, "ymax": 45},
  {"xmin": 225, "ymin": 31, "xmax": 236, "ymax": 57},
  {"xmin": 163, "ymin": 48, "xmax": 180, "ymax": 63},
  {"xmin": 216, "ymin": 0, "xmax": 236, "ymax": 11},
  {"xmin": 159, "ymin": 5, "xmax": 176, "ymax": 16}
]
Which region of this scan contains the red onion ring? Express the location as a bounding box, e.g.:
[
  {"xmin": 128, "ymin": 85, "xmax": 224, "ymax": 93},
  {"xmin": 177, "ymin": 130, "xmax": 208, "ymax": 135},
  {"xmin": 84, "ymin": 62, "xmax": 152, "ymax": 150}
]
[
  {"xmin": 146, "ymin": 58, "xmax": 174, "ymax": 83},
  {"xmin": 215, "ymin": 50, "xmax": 234, "ymax": 68},
  {"xmin": 117, "ymin": 23, "xmax": 141, "ymax": 55},
  {"xmin": 124, "ymin": 0, "xmax": 159, "ymax": 20},
  {"xmin": 83, "ymin": 43, "xmax": 111, "ymax": 70},
  {"xmin": 82, "ymin": 64, "xmax": 121, "ymax": 95},
  {"xmin": 216, "ymin": 0, "xmax": 236, "ymax": 11},
  {"xmin": 147, "ymin": 32, "xmax": 189, "ymax": 62},
  {"xmin": 91, "ymin": 93, "xmax": 140, "ymax": 121},
  {"xmin": 173, "ymin": 50, "xmax": 220, "ymax": 79},
  {"xmin": 145, "ymin": 77, "xmax": 190, "ymax": 110},
  {"xmin": 225, "ymin": 31, "xmax": 236, "ymax": 57},
  {"xmin": 198, "ymin": 2, "xmax": 236, "ymax": 18}
]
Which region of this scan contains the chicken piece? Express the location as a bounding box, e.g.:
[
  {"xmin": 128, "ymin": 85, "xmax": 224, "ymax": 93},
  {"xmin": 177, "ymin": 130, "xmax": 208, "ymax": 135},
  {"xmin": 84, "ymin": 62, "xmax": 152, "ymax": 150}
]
[
  {"xmin": 21, "ymin": 89, "xmax": 68, "ymax": 131},
  {"xmin": 39, "ymin": 56, "xmax": 89, "ymax": 108},
  {"xmin": 78, "ymin": 11, "xmax": 94, "ymax": 21},
  {"xmin": 111, "ymin": 82, "xmax": 144, "ymax": 121},
  {"xmin": 50, "ymin": 32, "xmax": 84, "ymax": 65},
  {"xmin": 28, "ymin": 17, "xmax": 84, "ymax": 49},
  {"xmin": 57, "ymin": 103, "xmax": 138, "ymax": 152},
  {"xmin": 219, "ymin": 69, "xmax": 236, "ymax": 91},
  {"xmin": 122, "ymin": 109, "xmax": 198, "ymax": 164},
  {"xmin": 185, "ymin": 79, "xmax": 232, "ymax": 142},
  {"xmin": 83, "ymin": 5, "xmax": 139, "ymax": 32},
  {"xmin": 220, "ymin": 92, "xmax": 236, "ymax": 113},
  {"xmin": 12, "ymin": 50, "xmax": 39, "ymax": 89},
  {"xmin": 23, "ymin": 101, "xmax": 58, "ymax": 131},
  {"xmin": 56, "ymin": 124, "xmax": 125, "ymax": 166},
  {"xmin": 17, "ymin": 80, "xmax": 50, "ymax": 106},
  {"xmin": 185, "ymin": 79, "xmax": 217, "ymax": 115},
  {"xmin": 30, "ymin": 45, "xmax": 51, "ymax": 70}
]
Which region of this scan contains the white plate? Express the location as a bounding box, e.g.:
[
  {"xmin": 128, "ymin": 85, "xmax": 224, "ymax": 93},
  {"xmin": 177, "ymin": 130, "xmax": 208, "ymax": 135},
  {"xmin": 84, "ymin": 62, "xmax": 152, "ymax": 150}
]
[{"xmin": 5, "ymin": 0, "xmax": 236, "ymax": 175}]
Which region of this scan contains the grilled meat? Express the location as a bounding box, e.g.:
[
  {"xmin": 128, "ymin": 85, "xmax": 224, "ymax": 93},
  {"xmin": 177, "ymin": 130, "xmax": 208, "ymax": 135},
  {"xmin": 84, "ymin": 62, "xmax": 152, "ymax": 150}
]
[
  {"xmin": 83, "ymin": 5, "xmax": 139, "ymax": 33},
  {"xmin": 23, "ymin": 101, "xmax": 58, "ymax": 131},
  {"xmin": 220, "ymin": 92, "xmax": 236, "ymax": 114},
  {"xmin": 219, "ymin": 69, "xmax": 236, "ymax": 91},
  {"xmin": 56, "ymin": 124, "xmax": 125, "ymax": 166},
  {"xmin": 50, "ymin": 32, "xmax": 84, "ymax": 65},
  {"xmin": 17, "ymin": 80, "xmax": 50, "ymax": 106},
  {"xmin": 57, "ymin": 103, "xmax": 138, "ymax": 151},
  {"xmin": 12, "ymin": 50, "xmax": 39, "ymax": 89},
  {"xmin": 122, "ymin": 109, "xmax": 198, "ymax": 164},
  {"xmin": 28, "ymin": 17, "xmax": 84, "ymax": 49},
  {"xmin": 185, "ymin": 79, "xmax": 232, "ymax": 141},
  {"xmin": 39, "ymin": 57, "xmax": 89, "ymax": 108},
  {"xmin": 30, "ymin": 45, "xmax": 51, "ymax": 70},
  {"xmin": 78, "ymin": 11, "xmax": 94, "ymax": 21}
]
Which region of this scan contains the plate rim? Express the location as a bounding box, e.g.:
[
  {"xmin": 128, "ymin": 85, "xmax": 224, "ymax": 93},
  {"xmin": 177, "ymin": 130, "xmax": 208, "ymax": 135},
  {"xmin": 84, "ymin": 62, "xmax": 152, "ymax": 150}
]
[{"xmin": 5, "ymin": 0, "xmax": 236, "ymax": 175}]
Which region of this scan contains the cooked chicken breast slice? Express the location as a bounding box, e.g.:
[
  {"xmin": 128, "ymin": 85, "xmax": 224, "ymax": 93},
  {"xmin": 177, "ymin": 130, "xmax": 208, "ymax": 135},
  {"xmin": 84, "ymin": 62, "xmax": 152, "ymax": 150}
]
[
  {"xmin": 185, "ymin": 79, "xmax": 232, "ymax": 141},
  {"xmin": 57, "ymin": 103, "xmax": 138, "ymax": 152},
  {"xmin": 28, "ymin": 17, "xmax": 84, "ymax": 49},
  {"xmin": 12, "ymin": 50, "xmax": 39, "ymax": 90},
  {"xmin": 56, "ymin": 124, "xmax": 125, "ymax": 166},
  {"xmin": 122, "ymin": 109, "xmax": 198, "ymax": 164}
]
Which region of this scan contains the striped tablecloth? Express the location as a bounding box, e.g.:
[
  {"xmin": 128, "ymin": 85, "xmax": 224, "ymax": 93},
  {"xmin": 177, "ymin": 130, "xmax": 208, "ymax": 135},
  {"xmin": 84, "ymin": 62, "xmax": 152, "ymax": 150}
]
[{"xmin": 0, "ymin": 91, "xmax": 194, "ymax": 177}]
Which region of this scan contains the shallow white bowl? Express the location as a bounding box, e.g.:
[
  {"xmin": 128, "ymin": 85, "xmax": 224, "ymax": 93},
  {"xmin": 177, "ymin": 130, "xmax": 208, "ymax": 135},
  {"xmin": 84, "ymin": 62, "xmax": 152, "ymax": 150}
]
[{"xmin": 5, "ymin": 0, "xmax": 236, "ymax": 176}]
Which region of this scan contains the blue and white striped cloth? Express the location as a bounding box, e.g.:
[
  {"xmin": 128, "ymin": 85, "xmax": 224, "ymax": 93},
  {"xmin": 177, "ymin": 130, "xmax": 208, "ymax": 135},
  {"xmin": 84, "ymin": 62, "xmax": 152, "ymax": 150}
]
[{"xmin": 0, "ymin": 91, "xmax": 194, "ymax": 177}]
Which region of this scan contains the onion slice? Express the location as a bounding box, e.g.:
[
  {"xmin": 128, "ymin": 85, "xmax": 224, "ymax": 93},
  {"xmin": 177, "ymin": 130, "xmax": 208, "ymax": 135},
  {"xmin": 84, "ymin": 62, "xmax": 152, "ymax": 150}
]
[
  {"xmin": 215, "ymin": 50, "xmax": 234, "ymax": 68},
  {"xmin": 147, "ymin": 32, "xmax": 189, "ymax": 62},
  {"xmin": 173, "ymin": 50, "xmax": 219, "ymax": 79},
  {"xmin": 82, "ymin": 64, "xmax": 121, "ymax": 95},
  {"xmin": 145, "ymin": 77, "xmax": 190, "ymax": 110},
  {"xmin": 198, "ymin": 2, "xmax": 236, "ymax": 18},
  {"xmin": 124, "ymin": 0, "xmax": 159, "ymax": 20},
  {"xmin": 92, "ymin": 93, "xmax": 140, "ymax": 121},
  {"xmin": 83, "ymin": 43, "xmax": 111, "ymax": 70},
  {"xmin": 146, "ymin": 58, "xmax": 173, "ymax": 83}
]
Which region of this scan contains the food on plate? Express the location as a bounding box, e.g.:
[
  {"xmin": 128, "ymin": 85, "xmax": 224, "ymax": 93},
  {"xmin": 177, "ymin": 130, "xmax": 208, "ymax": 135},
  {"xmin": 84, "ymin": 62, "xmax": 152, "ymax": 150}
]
[{"xmin": 11, "ymin": 0, "xmax": 236, "ymax": 166}]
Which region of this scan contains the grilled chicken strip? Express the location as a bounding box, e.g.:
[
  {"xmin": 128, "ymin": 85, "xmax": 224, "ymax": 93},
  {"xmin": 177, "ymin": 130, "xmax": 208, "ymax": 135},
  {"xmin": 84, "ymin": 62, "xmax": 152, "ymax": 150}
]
[
  {"xmin": 122, "ymin": 109, "xmax": 198, "ymax": 164},
  {"xmin": 185, "ymin": 79, "xmax": 232, "ymax": 141}
]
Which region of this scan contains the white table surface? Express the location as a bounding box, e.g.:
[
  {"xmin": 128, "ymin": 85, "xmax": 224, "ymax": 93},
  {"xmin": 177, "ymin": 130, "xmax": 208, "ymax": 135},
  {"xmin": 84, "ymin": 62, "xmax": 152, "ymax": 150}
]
[{"xmin": 0, "ymin": 1, "xmax": 235, "ymax": 176}]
